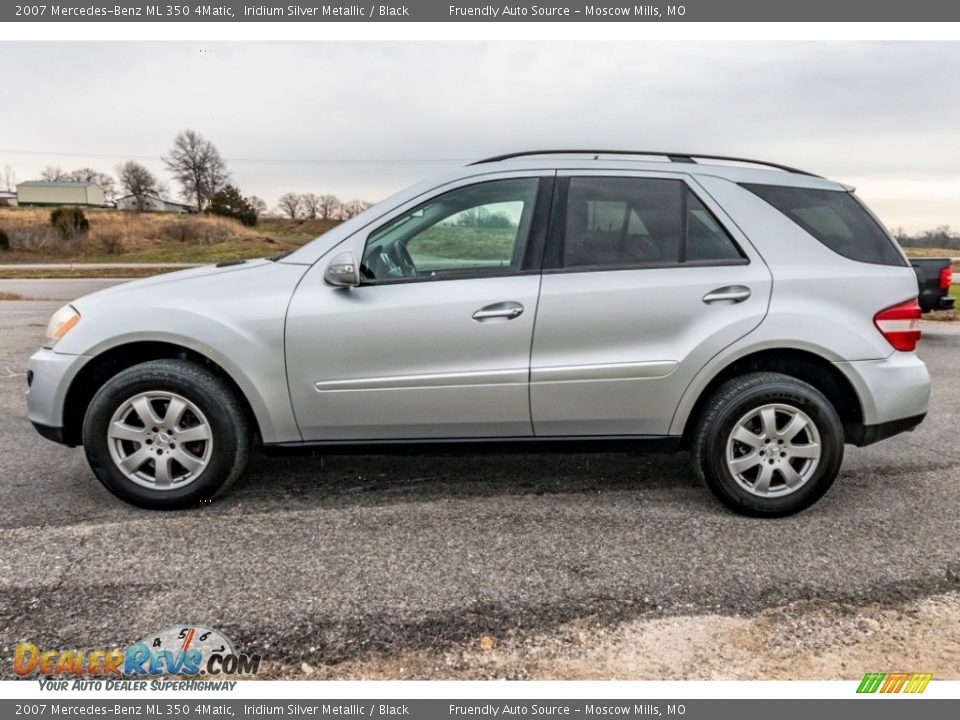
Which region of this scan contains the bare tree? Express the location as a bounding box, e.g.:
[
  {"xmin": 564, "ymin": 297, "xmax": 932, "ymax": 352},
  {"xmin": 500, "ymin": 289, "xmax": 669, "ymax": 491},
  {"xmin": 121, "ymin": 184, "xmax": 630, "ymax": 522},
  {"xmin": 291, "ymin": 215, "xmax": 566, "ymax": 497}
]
[
  {"xmin": 248, "ymin": 196, "xmax": 268, "ymax": 216},
  {"xmin": 300, "ymin": 193, "xmax": 321, "ymax": 220},
  {"xmin": 319, "ymin": 193, "xmax": 340, "ymax": 220},
  {"xmin": 340, "ymin": 198, "xmax": 373, "ymax": 219},
  {"xmin": 117, "ymin": 161, "xmax": 160, "ymax": 212},
  {"xmin": 66, "ymin": 168, "xmax": 118, "ymax": 202},
  {"xmin": 163, "ymin": 130, "xmax": 230, "ymax": 212},
  {"xmin": 40, "ymin": 166, "xmax": 67, "ymax": 181},
  {"xmin": 277, "ymin": 192, "xmax": 302, "ymax": 219},
  {"xmin": 2, "ymin": 165, "xmax": 15, "ymax": 192}
]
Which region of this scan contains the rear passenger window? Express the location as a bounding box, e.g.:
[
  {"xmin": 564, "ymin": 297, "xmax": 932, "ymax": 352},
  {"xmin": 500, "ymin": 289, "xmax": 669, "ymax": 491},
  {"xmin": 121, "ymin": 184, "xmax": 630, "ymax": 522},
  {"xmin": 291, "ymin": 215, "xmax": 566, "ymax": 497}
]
[
  {"xmin": 562, "ymin": 177, "xmax": 744, "ymax": 270},
  {"xmin": 686, "ymin": 191, "xmax": 744, "ymax": 262},
  {"xmin": 742, "ymin": 183, "xmax": 906, "ymax": 267}
]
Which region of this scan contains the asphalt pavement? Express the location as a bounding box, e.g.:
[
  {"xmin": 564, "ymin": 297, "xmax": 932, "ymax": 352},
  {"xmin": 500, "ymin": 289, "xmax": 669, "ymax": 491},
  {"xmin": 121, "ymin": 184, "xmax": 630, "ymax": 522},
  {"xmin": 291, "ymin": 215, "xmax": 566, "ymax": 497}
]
[{"xmin": 1, "ymin": 300, "xmax": 958, "ymax": 677}]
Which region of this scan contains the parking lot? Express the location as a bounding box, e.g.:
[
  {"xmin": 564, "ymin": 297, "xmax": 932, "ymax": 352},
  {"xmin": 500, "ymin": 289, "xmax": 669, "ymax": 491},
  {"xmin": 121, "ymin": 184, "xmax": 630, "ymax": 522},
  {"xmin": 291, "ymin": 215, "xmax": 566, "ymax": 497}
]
[{"xmin": 1, "ymin": 298, "xmax": 959, "ymax": 679}]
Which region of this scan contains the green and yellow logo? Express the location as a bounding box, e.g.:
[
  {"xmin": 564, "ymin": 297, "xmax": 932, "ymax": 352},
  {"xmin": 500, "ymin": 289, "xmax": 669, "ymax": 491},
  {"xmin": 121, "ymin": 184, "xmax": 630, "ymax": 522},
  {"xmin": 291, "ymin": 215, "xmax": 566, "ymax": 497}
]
[{"xmin": 857, "ymin": 672, "xmax": 933, "ymax": 694}]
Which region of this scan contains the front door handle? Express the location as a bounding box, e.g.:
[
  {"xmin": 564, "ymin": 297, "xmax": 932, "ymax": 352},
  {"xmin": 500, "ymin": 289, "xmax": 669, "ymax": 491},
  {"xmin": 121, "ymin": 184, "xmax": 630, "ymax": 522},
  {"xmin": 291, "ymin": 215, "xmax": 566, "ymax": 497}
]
[
  {"xmin": 702, "ymin": 285, "xmax": 751, "ymax": 304},
  {"xmin": 472, "ymin": 301, "xmax": 524, "ymax": 321}
]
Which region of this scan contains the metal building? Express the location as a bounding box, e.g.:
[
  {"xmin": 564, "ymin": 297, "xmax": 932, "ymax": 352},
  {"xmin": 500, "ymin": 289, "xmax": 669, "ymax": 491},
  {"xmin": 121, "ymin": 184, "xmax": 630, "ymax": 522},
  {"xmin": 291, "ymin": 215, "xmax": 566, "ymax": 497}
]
[{"xmin": 16, "ymin": 181, "xmax": 106, "ymax": 207}]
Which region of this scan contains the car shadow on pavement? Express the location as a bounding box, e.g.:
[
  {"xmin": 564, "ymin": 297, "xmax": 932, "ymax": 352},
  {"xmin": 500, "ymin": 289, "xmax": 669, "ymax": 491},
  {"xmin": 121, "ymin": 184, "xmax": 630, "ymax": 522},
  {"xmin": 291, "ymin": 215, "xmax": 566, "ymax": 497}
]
[{"xmin": 222, "ymin": 449, "xmax": 711, "ymax": 512}]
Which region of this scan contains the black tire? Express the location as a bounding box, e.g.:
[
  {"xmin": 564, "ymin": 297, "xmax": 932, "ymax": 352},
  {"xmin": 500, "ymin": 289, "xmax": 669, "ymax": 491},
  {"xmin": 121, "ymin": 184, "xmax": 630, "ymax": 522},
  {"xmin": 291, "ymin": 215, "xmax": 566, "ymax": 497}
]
[
  {"xmin": 690, "ymin": 371, "xmax": 844, "ymax": 517},
  {"xmin": 83, "ymin": 359, "xmax": 251, "ymax": 509}
]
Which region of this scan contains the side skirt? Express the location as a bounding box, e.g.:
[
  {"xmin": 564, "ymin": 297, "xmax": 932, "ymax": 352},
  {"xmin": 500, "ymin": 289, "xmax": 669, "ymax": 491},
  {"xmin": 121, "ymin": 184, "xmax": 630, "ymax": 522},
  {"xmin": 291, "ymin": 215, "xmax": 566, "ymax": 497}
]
[{"xmin": 262, "ymin": 434, "xmax": 684, "ymax": 456}]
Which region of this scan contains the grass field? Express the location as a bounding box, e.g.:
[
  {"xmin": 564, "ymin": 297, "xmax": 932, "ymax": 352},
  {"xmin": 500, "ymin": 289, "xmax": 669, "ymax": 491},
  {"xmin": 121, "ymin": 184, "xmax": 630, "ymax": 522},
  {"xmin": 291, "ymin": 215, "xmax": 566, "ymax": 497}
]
[
  {"xmin": 408, "ymin": 226, "xmax": 517, "ymax": 262},
  {"xmin": 0, "ymin": 207, "xmax": 338, "ymax": 265}
]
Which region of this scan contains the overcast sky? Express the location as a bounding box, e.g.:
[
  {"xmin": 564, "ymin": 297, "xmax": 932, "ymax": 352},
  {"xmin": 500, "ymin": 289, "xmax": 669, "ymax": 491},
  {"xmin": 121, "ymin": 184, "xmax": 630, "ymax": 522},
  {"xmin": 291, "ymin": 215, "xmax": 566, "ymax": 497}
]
[{"xmin": 1, "ymin": 41, "xmax": 958, "ymax": 232}]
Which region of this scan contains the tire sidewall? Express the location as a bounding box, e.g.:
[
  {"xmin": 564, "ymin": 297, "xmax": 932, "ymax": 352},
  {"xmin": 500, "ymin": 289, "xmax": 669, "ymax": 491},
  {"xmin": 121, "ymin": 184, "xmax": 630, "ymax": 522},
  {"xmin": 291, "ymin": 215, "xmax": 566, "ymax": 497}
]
[
  {"xmin": 84, "ymin": 365, "xmax": 242, "ymax": 509},
  {"xmin": 701, "ymin": 378, "xmax": 844, "ymax": 517}
]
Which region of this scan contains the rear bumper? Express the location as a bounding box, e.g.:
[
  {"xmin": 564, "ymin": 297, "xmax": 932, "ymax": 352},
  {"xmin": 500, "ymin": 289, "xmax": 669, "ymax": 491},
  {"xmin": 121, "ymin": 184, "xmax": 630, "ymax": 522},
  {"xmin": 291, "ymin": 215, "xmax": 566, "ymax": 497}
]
[
  {"xmin": 845, "ymin": 413, "xmax": 925, "ymax": 447},
  {"xmin": 935, "ymin": 295, "xmax": 956, "ymax": 311},
  {"xmin": 919, "ymin": 290, "xmax": 955, "ymax": 312},
  {"xmin": 834, "ymin": 352, "xmax": 930, "ymax": 444}
]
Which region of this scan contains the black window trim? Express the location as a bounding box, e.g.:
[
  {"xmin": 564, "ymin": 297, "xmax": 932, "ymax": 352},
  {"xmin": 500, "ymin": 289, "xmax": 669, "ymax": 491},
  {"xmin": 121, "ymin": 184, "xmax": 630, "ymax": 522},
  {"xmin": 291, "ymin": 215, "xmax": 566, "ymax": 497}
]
[
  {"xmin": 541, "ymin": 175, "xmax": 749, "ymax": 275},
  {"xmin": 358, "ymin": 176, "xmax": 555, "ymax": 287}
]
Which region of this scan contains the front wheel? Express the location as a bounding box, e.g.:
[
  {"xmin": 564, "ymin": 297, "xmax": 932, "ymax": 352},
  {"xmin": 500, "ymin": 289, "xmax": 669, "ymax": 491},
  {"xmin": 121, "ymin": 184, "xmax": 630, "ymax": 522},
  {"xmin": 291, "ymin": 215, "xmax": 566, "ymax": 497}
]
[
  {"xmin": 83, "ymin": 359, "xmax": 251, "ymax": 509},
  {"xmin": 691, "ymin": 372, "xmax": 844, "ymax": 517}
]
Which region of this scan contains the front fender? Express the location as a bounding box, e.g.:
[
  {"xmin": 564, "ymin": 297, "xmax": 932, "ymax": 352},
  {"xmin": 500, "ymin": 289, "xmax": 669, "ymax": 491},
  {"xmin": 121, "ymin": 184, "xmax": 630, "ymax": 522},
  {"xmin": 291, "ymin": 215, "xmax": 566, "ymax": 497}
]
[{"xmin": 54, "ymin": 261, "xmax": 308, "ymax": 443}]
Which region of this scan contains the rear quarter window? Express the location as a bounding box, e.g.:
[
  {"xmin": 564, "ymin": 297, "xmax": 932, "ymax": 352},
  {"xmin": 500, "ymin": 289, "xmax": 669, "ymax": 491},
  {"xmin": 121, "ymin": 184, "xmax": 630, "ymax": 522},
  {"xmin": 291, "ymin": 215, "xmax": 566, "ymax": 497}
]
[{"xmin": 741, "ymin": 183, "xmax": 906, "ymax": 267}]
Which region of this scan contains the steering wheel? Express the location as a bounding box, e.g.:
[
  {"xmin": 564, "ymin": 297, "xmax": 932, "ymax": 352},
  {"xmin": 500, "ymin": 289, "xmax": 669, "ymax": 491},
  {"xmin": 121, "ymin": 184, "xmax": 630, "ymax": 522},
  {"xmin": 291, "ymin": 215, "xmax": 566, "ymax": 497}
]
[{"xmin": 394, "ymin": 243, "xmax": 417, "ymax": 278}]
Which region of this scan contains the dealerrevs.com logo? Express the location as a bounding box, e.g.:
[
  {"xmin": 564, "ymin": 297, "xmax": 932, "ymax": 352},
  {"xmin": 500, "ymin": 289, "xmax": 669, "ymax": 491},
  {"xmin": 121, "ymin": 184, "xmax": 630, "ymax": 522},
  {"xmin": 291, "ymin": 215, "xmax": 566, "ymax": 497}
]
[{"xmin": 14, "ymin": 625, "xmax": 261, "ymax": 685}]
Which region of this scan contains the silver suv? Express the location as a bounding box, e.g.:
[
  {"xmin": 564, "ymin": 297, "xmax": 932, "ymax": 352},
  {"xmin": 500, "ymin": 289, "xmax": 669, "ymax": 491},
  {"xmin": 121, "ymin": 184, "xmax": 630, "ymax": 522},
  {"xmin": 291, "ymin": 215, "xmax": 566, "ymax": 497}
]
[{"xmin": 26, "ymin": 151, "xmax": 930, "ymax": 516}]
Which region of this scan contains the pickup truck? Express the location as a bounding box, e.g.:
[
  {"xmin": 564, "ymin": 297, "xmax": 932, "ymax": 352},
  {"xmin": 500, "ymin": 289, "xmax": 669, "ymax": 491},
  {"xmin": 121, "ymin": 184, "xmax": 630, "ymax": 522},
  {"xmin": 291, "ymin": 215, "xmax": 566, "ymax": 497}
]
[{"xmin": 911, "ymin": 257, "xmax": 955, "ymax": 312}]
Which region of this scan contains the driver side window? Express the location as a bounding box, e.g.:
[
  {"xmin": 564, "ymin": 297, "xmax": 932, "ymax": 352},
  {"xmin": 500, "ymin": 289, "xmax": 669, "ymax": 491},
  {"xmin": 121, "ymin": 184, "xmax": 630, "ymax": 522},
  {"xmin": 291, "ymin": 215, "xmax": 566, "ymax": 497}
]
[{"xmin": 361, "ymin": 178, "xmax": 539, "ymax": 283}]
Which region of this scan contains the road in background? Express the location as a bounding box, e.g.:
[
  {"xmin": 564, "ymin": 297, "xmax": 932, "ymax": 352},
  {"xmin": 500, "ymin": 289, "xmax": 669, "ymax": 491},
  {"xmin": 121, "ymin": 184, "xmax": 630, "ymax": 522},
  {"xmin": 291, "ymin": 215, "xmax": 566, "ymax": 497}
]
[{"xmin": 0, "ymin": 278, "xmax": 130, "ymax": 300}]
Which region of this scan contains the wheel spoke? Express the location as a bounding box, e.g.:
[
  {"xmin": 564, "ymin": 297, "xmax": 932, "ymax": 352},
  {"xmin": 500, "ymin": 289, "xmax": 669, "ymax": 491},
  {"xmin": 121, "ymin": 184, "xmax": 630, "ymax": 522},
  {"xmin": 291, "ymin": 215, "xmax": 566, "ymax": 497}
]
[
  {"xmin": 174, "ymin": 448, "xmax": 205, "ymax": 475},
  {"xmin": 154, "ymin": 455, "xmax": 173, "ymax": 487},
  {"xmin": 779, "ymin": 463, "xmax": 804, "ymax": 489},
  {"xmin": 109, "ymin": 391, "xmax": 214, "ymax": 492},
  {"xmin": 759, "ymin": 407, "xmax": 778, "ymax": 438},
  {"xmin": 787, "ymin": 442, "xmax": 820, "ymax": 459},
  {"xmin": 753, "ymin": 463, "xmax": 774, "ymax": 495},
  {"xmin": 109, "ymin": 422, "xmax": 145, "ymax": 443},
  {"xmin": 779, "ymin": 412, "xmax": 808, "ymax": 441},
  {"xmin": 729, "ymin": 452, "xmax": 763, "ymax": 475},
  {"xmin": 119, "ymin": 447, "xmax": 151, "ymax": 474},
  {"xmin": 164, "ymin": 397, "xmax": 188, "ymax": 428},
  {"xmin": 175, "ymin": 425, "xmax": 211, "ymax": 443},
  {"xmin": 732, "ymin": 425, "xmax": 764, "ymax": 449},
  {"xmin": 131, "ymin": 396, "xmax": 162, "ymax": 426}
]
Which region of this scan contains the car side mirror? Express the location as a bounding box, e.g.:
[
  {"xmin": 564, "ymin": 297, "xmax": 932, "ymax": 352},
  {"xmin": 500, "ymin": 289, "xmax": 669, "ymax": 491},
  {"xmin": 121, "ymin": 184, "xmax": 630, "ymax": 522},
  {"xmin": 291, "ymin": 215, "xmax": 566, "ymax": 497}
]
[{"xmin": 324, "ymin": 252, "xmax": 360, "ymax": 287}]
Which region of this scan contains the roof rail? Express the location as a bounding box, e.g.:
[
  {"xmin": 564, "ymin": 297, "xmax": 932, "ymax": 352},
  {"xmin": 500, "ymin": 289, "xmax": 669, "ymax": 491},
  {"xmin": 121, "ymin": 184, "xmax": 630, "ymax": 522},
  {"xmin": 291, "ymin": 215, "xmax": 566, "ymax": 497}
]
[{"xmin": 470, "ymin": 150, "xmax": 820, "ymax": 177}]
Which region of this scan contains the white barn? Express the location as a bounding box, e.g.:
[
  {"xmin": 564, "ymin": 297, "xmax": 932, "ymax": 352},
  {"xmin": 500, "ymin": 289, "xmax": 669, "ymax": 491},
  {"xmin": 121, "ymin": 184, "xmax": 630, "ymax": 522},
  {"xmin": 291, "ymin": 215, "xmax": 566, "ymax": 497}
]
[{"xmin": 17, "ymin": 181, "xmax": 106, "ymax": 207}]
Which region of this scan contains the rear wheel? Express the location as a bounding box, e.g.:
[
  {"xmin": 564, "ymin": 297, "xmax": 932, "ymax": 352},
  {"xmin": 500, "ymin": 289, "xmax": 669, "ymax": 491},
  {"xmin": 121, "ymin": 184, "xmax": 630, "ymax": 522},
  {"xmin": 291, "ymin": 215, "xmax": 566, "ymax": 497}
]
[
  {"xmin": 83, "ymin": 359, "xmax": 250, "ymax": 509},
  {"xmin": 691, "ymin": 372, "xmax": 844, "ymax": 517}
]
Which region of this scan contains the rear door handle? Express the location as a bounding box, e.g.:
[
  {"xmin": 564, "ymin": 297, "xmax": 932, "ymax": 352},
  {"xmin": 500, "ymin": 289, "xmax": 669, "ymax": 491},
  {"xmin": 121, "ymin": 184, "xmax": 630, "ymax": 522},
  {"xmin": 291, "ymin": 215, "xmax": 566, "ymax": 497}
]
[
  {"xmin": 472, "ymin": 301, "xmax": 524, "ymax": 321},
  {"xmin": 702, "ymin": 286, "xmax": 751, "ymax": 304}
]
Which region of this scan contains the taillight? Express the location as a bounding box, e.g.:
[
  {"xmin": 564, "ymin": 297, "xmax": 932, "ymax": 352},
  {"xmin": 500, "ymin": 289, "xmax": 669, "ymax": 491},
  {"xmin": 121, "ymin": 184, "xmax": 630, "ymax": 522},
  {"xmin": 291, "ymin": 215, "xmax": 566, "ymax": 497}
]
[
  {"xmin": 940, "ymin": 266, "xmax": 953, "ymax": 290},
  {"xmin": 874, "ymin": 299, "xmax": 922, "ymax": 352}
]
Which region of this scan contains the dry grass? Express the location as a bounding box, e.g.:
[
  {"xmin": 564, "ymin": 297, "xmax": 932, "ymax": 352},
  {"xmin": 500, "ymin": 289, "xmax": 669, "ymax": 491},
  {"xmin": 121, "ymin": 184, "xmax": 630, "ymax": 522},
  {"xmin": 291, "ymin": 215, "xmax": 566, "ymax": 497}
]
[
  {"xmin": 902, "ymin": 247, "xmax": 960, "ymax": 257},
  {"xmin": 0, "ymin": 292, "xmax": 26, "ymax": 301},
  {"xmin": 0, "ymin": 207, "xmax": 298, "ymax": 263}
]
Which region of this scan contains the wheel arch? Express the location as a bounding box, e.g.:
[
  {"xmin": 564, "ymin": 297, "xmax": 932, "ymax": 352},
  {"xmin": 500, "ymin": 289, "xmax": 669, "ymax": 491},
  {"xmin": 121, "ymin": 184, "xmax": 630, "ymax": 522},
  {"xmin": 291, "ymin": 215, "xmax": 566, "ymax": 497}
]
[
  {"xmin": 61, "ymin": 341, "xmax": 262, "ymax": 447},
  {"xmin": 676, "ymin": 347, "xmax": 864, "ymax": 446}
]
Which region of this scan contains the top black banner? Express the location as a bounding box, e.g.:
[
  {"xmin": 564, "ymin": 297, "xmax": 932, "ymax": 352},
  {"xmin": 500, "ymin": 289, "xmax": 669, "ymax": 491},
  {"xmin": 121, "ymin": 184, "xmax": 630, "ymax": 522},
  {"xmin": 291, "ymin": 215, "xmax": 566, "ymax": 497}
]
[{"xmin": 6, "ymin": 0, "xmax": 960, "ymax": 22}]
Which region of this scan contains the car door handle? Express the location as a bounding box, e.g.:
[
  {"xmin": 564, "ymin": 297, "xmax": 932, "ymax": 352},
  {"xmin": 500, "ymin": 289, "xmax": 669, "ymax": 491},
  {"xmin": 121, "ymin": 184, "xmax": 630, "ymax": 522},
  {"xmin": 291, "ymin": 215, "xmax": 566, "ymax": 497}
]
[
  {"xmin": 702, "ymin": 286, "xmax": 751, "ymax": 304},
  {"xmin": 472, "ymin": 301, "xmax": 524, "ymax": 321}
]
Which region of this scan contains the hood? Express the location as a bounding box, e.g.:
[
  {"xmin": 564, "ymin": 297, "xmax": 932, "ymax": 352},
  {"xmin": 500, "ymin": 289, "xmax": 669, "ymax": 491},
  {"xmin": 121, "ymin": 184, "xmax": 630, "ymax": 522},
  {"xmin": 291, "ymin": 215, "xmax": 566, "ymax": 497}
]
[{"xmin": 70, "ymin": 259, "xmax": 273, "ymax": 307}]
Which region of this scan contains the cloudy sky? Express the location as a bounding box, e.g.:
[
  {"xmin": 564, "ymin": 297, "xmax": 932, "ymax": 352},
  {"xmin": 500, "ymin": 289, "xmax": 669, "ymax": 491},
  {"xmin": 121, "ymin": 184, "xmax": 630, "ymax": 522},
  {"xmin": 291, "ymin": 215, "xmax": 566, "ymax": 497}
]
[{"xmin": 1, "ymin": 41, "xmax": 958, "ymax": 232}]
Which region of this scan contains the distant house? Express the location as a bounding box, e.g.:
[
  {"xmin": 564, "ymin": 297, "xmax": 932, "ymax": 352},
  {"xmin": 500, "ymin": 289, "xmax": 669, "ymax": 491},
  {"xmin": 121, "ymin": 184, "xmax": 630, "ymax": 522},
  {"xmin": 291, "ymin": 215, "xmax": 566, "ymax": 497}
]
[
  {"xmin": 17, "ymin": 180, "xmax": 106, "ymax": 208},
  {"xmin": 0, "ymin": 190, "xmax": 16, "ymax": 207},
  {"xmin": 116, "ymin": 194, "xmax": 193, "ymax": 214}
]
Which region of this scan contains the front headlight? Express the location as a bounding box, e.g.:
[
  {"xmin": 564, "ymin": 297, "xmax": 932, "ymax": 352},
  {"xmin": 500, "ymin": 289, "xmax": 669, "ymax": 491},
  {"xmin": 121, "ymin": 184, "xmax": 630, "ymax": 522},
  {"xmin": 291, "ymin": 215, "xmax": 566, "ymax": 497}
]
[{"xmin": 43, "ymin": 305, "xmax": 80, "ymax": 349}]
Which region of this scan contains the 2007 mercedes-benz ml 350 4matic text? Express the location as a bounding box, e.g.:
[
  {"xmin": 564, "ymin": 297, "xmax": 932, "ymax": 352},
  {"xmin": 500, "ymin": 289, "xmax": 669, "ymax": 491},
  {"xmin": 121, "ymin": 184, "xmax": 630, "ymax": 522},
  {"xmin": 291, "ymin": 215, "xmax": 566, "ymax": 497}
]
[{"xmin": 27, "ymin": 151, "xmax": 931, "ymax": 516}]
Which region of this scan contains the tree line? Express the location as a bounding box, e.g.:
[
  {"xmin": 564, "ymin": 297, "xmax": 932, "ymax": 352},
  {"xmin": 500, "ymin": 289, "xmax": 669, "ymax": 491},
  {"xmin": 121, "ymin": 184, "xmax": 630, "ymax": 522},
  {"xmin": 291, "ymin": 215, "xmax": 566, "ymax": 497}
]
[
  {"xmin": 892, "ymin": 225, "xmax": 960, "ymax": 250},
  {"xmin": 1, "ymin": 130, "xmax": 371, "ymax": 228},
  {"xmin": 275, "ymin": 192, "xmax": 373, "ymax": 221}
]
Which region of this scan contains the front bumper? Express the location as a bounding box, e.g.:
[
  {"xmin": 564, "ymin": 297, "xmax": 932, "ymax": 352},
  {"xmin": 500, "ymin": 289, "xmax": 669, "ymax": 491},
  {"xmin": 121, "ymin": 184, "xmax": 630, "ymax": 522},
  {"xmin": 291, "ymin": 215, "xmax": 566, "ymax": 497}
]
[
  {"xmin": 26, "ymin": 348, "xmax": 90, "ymax": 446},
  {"xmin": 834, "ymin": 352, "xmax": 931, "ymax": 445}
]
